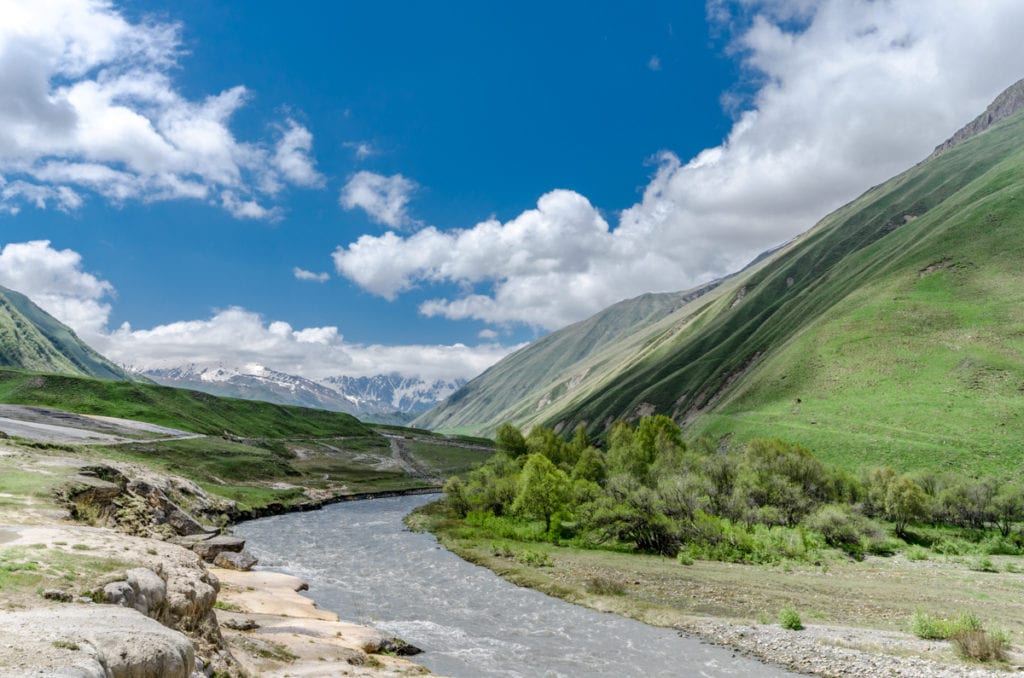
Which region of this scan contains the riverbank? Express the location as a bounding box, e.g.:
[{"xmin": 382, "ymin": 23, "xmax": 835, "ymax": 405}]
[
  {"xmin": 0, "ymin": 437, "xmax": 441, "ymax": 676},
  {"xmin": 213, "ymin": 567, "xmax": 429, "ymax": 676},
  {"xmin": 411, "ymin": 501, "xmax": 1024, "ymax": 677}
]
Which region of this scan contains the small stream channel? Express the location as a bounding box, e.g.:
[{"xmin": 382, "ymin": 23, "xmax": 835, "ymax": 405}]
[{"xmin": 234, "ymin": 493, "xmax": 797, "ymax": 677}]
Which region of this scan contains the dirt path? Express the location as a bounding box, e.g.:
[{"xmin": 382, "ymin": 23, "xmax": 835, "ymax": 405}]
[{"xmin": 385, "ymin": 435, "xmax": 440, "ymax": 482}]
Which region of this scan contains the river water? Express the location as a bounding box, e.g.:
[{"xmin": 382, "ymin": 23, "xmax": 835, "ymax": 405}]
[{"xmin": 234, "ymin": 494, "xmax": 796, "ymax": 678}]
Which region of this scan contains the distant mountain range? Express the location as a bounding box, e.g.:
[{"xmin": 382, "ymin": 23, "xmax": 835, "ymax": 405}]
[
  {"xmin": 416, "ymin": 78, "xmax": 1024, "ymax": 472},
  {"xmin": 140, "ymin": 364, "xmax": 464, "ymax": 423},
  {"xmin": 0, "ymin": 283, "xmax": 463, "ymax": 423},
  {"xmin": 0, "ymin": 284, "xmax": 135, "ymax": 381}
]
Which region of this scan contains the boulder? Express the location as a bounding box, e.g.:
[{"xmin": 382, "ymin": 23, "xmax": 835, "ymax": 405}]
[
  {"xmin": 104, "ymin": 567, "xmax": 168, "ymax": 618},
  {"xmin": 0, "ymin": 606, "xmax": 197, "ymax": 678},
  {"xmin": 378, "ymin": 637, "xmax": 423, "ymax": 656},
  {"xmin": 190, "ymin": 535, "xmax": 245, "ymax": 562},
  {"xmin": 213, "ymin": 549, "xmax": 258, "ymax": 571}
]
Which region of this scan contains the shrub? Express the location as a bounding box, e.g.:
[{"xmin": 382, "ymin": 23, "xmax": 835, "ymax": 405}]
[
  {"xmin": 911, "ymin": 610, "xmax": 982, "ymax": 640},
  {"xmin": 585, "ymin": 576, "xmax": 625, "ymax": 596},
  {"xmin": 805, "ymin": 504, "xmax": 882, "ymax": 558},
  {"xmin": 969, "ymin": 556, "xmax": 997, "ymax": 573},
  {"xmin": 513, "ymin": 550, "xmax": 552, "ymax": 567},
  {"xmin": 779, "ymin": 607, "xmax": 803, "ymax": 630},
  {"xmin": 911, "ymin": 610, "xmax": 951, "ymax": 640},
  {"xmin": 951, "ymin": 628, "xmax": 1009, "ymax": 663}
]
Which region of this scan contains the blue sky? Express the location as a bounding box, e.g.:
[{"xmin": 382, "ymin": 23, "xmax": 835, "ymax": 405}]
[{"xmin": 2, "ymin": 1, "xmax": 1024, "ymax": 381}]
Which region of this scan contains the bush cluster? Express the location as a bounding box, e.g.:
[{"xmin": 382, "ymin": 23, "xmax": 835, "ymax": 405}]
[{"xmin": 443, "ymin": 417, "xmax": 1024, "ymax": 566}]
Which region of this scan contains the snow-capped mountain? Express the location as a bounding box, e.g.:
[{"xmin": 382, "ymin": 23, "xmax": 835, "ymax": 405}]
[
  {"xmin": 320, "ymin": 374, "xmax": 465, "ymax": 414},
  {"xmin": 138, "ymin": 363, "xmax": 464, "ymax": 421}
]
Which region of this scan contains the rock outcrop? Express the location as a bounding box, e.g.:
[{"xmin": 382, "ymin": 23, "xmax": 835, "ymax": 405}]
[
  {"xmin": 0, "ymin": 606, "xmax": 197, "ymax": 678},
  {"xmin": 932, "ymin": 77, "xmax": 1024, "ymax": 156}
]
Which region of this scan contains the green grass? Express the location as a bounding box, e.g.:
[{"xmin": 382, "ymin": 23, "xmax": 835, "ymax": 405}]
[
  {"xmin": 0, "ymin": 546, "xmax": 129, "ymax": 600},
  {"xmin": 0, "ymin": 368, "xmax": 371, "ymax": 438},
  {"xmin": 406, "ymin": 440, "xmax": 491, "ymax": 475}
]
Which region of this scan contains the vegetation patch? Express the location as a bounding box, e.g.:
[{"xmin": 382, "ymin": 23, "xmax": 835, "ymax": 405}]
[{"xmin": 778, "ymin": 607, "xmax": 803, "ymax": 631}]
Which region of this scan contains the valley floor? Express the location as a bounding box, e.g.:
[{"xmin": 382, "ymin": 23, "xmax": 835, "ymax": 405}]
[{"xmin": 412, "ymin": 504, "xmax": 1024, "ymax": 677}]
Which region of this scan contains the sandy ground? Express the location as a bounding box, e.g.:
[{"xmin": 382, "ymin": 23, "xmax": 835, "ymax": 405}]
[{"xmin": 214, "ymin": 568, "xmax": 434, "ymax": 677}]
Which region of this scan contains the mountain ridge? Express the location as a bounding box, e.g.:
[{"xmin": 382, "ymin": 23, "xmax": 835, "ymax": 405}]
[
  {"xmin": 0, "ymin": 284, "xmax": 134, "ymax": 381},
  {"xmin": 141, "ymin": 363, "xmax": 464, "ymax": 423}
]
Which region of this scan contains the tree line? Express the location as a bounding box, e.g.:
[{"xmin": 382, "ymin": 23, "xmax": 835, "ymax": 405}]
[{"xmin": 442, "ymin": 416, "xmax": 1024, "ymax": 562}]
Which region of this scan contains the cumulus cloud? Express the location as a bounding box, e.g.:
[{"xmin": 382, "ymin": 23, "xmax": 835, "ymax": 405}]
[
  {"xmin": 100, "ymin": 309, "xmax": 514, "ymax": 381},
  {"xmin": 293, "ymin": 267, "xmax": 329, "ymax": 283},
  {"xmin": 0, "ymin": 0, "xmax": 321, "ymax": 218},
  {"xmin": 0, "ymin": 239, "xmax": 112, "ymax": 338},
  {"xmin": 334, "ymin": 0, "xmax": 1024, "ymax": 330},
  {"xmin": 0, "ymin": 240, "xmax": 511, "ymax": 381},
  {"xmin": 340, "ymin": 171, "xmax": 418, "ymax": 228}
]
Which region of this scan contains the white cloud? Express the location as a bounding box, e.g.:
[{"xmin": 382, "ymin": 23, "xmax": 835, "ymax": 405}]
[
  {"xmin": 478, "ymin": 328, "xmax": 499, "ymax": 340},
  {"xmin": 647, "ymin": 55, "xmax": 661, "ymax": 71},
  {"xmin": 100, "ymin": 309, "xmax": 514, "ymax": 381},
  {"xmin": 333, "ymin": 0, "xmax": 1024, "ymax": 330},
  {"xmin": 293, "ymin": 267, "xmax": 329, "ymax": 283},
  {"xmin": 0, "ymin": 239, "xmax": 112, "ymax": 338},
  {"xmin": 0, "ymin": 0, "xmax": 321, "ymax": 218},
  {"xmin": 343, "ymin": 141, "xmax": 376, "ymax": 160},
  {"xmin": 0, "ymin": 240, "xmax": 512, "ymax": 381},
  {"xmin": 340, "ymin": 171, "xmax": 418, "ymax": 228},
  {"xmin": 273, "ymin": 120, "xmax": 324, "ymax": 188}
]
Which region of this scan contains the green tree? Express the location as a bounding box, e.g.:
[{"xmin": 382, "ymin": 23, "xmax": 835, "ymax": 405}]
[
  {"xmin": 566, "ymin": 423, "xmax": 590, "ymax": 467},
  {"xmin": 885, "ymin": 475, "xmax": 928, "ymax": 538},
  {"xmin": 990, "ymin": 482, "xmax": 1024, "ymax": 536},
  {"xmin": 443, "ymin": 476, "xmax": 470, "ymax": 517},
  {"xmin": 606, "ymin": 421, "xmax": 642, "ymax": 480},
  {"xmin": 572, "ymin": 446, "xmax": 607, "ymax": 484},
  {"xmin": 526, "ymin": 425, "xmax": 571, "ymax": 468},
  {"xmin": 495, "ymin": 423, "xmax": 528, "ymax": 458},
  {"xmin": 512, "ymin": 453, "xmax": 571, "ymax": 531}
]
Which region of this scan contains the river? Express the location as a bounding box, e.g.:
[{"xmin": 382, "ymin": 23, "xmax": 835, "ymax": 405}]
[{"xmin": 234, "ymin": 493, "xmax": 796, "ymax": 677}]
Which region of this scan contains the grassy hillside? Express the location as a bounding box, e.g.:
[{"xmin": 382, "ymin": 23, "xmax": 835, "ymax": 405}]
[
  {"xmin": 0, "ymin": 368, "xmax": 496, "ymax": 513},
  {"xmin": 543, "ymin": 106, "xmax": 1024, "ymax": 474},
  {"xmin": 0, "ymin": 368, "xmax": 370, "ymax": 438},
  {"xmin": 0, "ymin": 285, "xmax": 133, "ymax": 381},
  {"xmin": 414, "ymin": 284, "xmax": 725, "ymax": 433}
]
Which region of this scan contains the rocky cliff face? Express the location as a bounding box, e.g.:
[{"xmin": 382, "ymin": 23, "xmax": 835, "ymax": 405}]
[{"xmin": 931, "ymin": 77, "xmax": 1024, "ymax": 156}]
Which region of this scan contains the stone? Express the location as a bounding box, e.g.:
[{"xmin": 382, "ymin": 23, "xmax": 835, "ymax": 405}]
[
  {"xmin": 378, "ymin": 637, "xmax": 422, "ymax": 656},
  {"xmin": 41, "ymin": 589, "xmax": 73, "ymax": 603},
  {"xmin": 213, "ymin": 549, "xmax": 258, "ymax": 571},
  {"xmin": 190, "ymin": 535, "xmax": 245, "ymax": 562},
  {"xmin": 223, "ymin": 618, "xmax": 260, "ymax": 631},
  {"xmin": 0, "ymin": 606, "xmax": 195, "ymax": 678}
]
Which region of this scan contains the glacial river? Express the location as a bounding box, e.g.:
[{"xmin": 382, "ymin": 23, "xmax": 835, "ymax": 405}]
[{"xmin": 234, "ymin": 493, "xmax": 796, "ymax": 677}]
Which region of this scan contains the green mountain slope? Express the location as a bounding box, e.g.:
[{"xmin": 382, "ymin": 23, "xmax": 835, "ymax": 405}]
[
  {"xmin": 423, "ymin": 80, "xmax": 1024, "ymax": 474},
  {"xmin": 552, "ymin": 86, "xmax": 1024, "ymax": 473},
  {"xmin": 0, "ymin": 285, "xmax": 132, "ymax": 381},
  {"xmin": 413, "ymin": 282, "xmax": 724, "ymax": 433}
]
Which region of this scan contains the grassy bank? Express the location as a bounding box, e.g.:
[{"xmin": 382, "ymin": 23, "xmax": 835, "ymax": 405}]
[{"xmin": 412, "ymin": 499, "xmax": 1024, "ymax": 669}]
